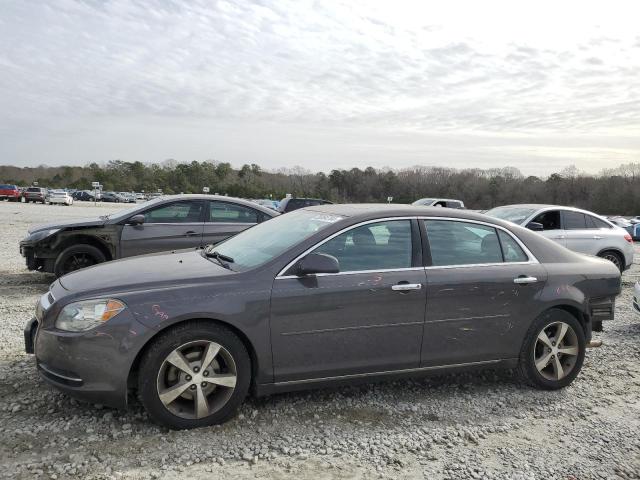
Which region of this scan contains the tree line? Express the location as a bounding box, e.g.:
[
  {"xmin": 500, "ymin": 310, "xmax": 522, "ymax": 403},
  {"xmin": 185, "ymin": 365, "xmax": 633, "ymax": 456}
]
[{"xmin": 1, "ymin": 160, "xmax": 640, "ymax": 215}]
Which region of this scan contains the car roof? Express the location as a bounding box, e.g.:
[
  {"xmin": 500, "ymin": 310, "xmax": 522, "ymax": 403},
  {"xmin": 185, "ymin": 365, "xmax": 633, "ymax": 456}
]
[
  {"xmin": 302, "ymin": 203, "xmax": 496, "ymax": 223},
  {"xmin": 149, "ymin": 194, "xmax": 280, "ymax": 216},
  {"xmin": 491, "ymin": 204, "xmax": 606, "ymax": 216}
]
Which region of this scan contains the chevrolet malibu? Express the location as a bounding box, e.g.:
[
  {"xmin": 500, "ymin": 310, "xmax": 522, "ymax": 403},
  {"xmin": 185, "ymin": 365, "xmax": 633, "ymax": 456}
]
[
  {"xmin": 19, "ymin": 194, "xmax": 278, "ymax": 277},
  {"xmin": 25, "ymin": 205, "xmax": 621, "ymax": 429}
]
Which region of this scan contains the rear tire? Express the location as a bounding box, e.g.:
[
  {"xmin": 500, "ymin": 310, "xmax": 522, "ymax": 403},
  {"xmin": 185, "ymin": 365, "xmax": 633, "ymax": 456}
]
[
  {"xmin": 53, "ymin": 244, "xmax": 107, "ymax": 277},
  {"xmin": 138, "ymin": 322, "xmax": 251, "ymax": 429},
  {"xmin": 597, "ymin": 250, "xmax": 624, "ymax": 272},
  {"xmin": 518, "ymin": 308, "xmax": 585, "ymax": 390}
]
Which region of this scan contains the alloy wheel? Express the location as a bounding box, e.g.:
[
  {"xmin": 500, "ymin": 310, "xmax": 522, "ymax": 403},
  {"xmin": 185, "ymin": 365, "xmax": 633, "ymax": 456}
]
[
  {"xmin": 533, "ymin": 321, "xmax": 580, "ymax": 381},
  {"xmin": 601, "ymin": 253, "xmax": 622, "ymax": 270},
  {"xmin": 65, "ymin": 253, "xmax": 95, "ymax": 272},
  {"xmin": 156, "ymin": 340, "xmax": 237, "ymax": 419}
]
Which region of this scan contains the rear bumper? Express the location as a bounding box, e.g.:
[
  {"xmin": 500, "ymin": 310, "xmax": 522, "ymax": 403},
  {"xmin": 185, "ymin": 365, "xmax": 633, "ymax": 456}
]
[{"xmin": 590, "ymin": 296, "xmax": 616, "ymax": 322}]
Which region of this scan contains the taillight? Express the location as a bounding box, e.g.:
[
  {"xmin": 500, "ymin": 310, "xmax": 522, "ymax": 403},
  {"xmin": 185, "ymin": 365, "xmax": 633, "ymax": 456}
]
[{"xmin": 624, "ymin": 234, "xmax": 633, "ymax": 243}]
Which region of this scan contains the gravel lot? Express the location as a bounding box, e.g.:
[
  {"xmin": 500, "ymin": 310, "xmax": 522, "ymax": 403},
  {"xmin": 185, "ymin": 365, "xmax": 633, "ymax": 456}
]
[{"xmin": 1, "ymin": 201, "xmax": 639, "ymax": 480}]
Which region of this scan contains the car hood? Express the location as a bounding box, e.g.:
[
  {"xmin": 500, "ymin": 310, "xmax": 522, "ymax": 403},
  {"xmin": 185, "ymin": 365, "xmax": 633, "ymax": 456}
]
[
  {"xmin": 58, "ymin": 249, "xmax": 232, "ymax": 295},
  {"xmin": 28, "ymin": 216, "xmax": 106, "ymax": 234}
]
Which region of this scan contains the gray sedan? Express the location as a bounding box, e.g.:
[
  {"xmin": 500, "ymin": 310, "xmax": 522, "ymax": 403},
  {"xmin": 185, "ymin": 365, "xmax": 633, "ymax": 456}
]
[
  {"xmin": 19, "ymin": 194, "xmax": 278, "ymax": 277},
  {"xmin": 25, "ymin": 205, "xmax": 621, "ymax": 429}
]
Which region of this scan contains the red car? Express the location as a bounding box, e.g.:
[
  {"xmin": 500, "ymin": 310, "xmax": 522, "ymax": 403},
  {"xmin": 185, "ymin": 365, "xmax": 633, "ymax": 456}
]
[{"xmin": 0, "ymin": 184, "xmax": 22, "ymax": 201}]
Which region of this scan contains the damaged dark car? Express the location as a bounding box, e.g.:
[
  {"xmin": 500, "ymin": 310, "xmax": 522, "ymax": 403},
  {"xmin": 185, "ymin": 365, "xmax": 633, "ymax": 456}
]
[
  {"xmin": 19, "ymin": 194, "xmax": 278, "ymax": 277},
  {"xmin": 25, "ymin": 205, "xmax": 620, "ymax": 429}
]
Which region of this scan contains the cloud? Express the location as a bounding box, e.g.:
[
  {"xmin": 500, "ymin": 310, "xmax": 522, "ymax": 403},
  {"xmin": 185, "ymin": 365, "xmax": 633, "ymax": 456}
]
[{"xmin": 0, "ymin": 0, "xmax": 639, "ymax": 174}]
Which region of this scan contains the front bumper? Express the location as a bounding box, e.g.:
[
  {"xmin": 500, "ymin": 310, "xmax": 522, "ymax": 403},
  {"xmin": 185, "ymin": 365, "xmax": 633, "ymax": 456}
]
[{"xmin": 24, "ymin": 308, "xmax": 153, "ymax": 409}]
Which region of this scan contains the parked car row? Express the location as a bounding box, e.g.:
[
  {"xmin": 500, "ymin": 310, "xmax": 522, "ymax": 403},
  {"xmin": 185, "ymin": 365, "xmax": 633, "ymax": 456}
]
[{"xmin": 23, "ymin": 202, "xmax": 622, "ymax": 429}]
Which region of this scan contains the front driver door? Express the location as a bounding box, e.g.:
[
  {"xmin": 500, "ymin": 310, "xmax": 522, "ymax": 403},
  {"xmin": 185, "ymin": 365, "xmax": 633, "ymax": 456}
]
[
  {"xmin": 529, "ymin": 209, "xmax": 566, "ymax": 247},
  {"xmin": 421, "ymin": 219, "xmax": 547, "ymax": 367},
  {"xmin": 270, "ymin": 219, "xmax": 427, "ymax": 382},
  {"xmin": 120, "ymin": 200, "xmax": 205, "ymax": 257}
]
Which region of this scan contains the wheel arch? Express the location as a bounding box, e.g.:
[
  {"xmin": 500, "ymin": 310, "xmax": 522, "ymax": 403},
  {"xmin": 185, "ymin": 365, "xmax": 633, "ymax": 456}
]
[
  {"xmin": 54, "ymin": 233, "xmax": 114, "ymax": 261},
  {"xmin": 596, "ymin": 247, "xmax": 624, "ymax": 260},
  {"xmin": 127, "ymin": 317, "xmax": 260, "ymax": 397},
  {"xmin": 541, "ymin": 304, "xmax": 592, "ymax": 342}
]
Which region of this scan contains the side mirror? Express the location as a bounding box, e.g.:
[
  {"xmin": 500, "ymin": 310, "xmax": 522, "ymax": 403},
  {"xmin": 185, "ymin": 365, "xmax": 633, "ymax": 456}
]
[
  {"xmin": 128, "ymin": 214, "xmax": 145, "ymax": 226},
  {"xmin": 296, "ymin": 253, "xmax": 339, "ymax": 276},
  {"xmin": 526, "ymin": 221, "xmax": 544, "ymax": 231}
]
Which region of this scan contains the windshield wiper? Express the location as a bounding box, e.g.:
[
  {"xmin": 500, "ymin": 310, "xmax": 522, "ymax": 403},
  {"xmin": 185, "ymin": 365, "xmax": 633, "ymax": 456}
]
[
  {"xmin": 203, "ymin": 247, "xmax": 235, "ymax": 269},
  {"xmin": 99, "ymin": 214, "xmax": 110, "ymax": 220}
]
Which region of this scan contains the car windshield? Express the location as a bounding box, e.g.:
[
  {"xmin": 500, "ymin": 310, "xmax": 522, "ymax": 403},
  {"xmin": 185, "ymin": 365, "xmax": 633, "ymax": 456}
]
[
  {"xmin": 484, "ymin": 206, "xmax": 538, "ymax": 225},
  {"xmin": 209, "ymin": 209, "xmax": 344, "ymax": 271}
]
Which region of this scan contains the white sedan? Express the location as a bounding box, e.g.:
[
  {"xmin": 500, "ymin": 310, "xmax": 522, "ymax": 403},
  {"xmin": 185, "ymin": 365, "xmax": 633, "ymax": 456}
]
[
  {"xmin": 47, "ymin": 190, "xmax": 74, "ymax": 206},
  {"xmin": 485, "ymin": 204, "xmax": 634, "ymax": 272}
]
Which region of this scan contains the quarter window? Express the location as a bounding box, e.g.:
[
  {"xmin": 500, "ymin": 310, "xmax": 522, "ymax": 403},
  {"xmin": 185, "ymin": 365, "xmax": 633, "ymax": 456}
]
[
  {"xmin": 424, "ymin": 220, "xmax": 503, "ymax": 266},
  {"xmin": 313, "ymin": 220, "xmax": 412, "ymax": 272},
  {"xmin": 563, "ymin": 211, "xmax": 586, "ymax": 230},
  {"xmin": 208, "ymin": 201, "xmax": 259, "ymax": 223},
  {"xmin": 143, "ymin": 201, "xmax": 204, "ymax": 223},
  {"xmin": 585, "ymin": 215, "xmax": 611, "ymax": 229},
  {"xmin": 497, "ymin": 230, "xmax": 528, "ymax": 262}
]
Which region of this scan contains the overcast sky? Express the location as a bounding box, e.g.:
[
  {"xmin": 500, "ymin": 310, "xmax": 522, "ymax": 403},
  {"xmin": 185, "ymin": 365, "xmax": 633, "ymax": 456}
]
[{"xmin": 1, "ymin": 0, "xmax": 639, "ymax": 175}]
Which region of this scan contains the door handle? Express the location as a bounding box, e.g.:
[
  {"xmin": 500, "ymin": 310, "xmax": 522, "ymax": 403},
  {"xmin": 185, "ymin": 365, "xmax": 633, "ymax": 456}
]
[
  {"xmin": 184, "ymin": 231, "xmax": 199, "ymax": 237},
  {"xmin": 391, "ymin": 283, "xmax": 422, "ymax": 291},
  {"xmin": 592, "ymin": 235, "xmax": 603, "ymax": 240},
  {"xmin": 513, "ymin": 276, "xmax": 538, "ymax": 284},
  {"xmin": 551, "ymin": 235, "xmax": 566, "ymax": 240}
]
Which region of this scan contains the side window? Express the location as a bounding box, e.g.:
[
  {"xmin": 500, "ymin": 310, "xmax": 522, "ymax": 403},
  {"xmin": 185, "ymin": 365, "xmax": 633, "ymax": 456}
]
[
  {"xmin": 143, "ymin": 201, "xmax": 203, "ymax": 223},
  {"xmin": 313, "ymin": 220, "xmax": 412, "ymax": 272},
  {"xmin": 425, "ymin": 220, "xmax": 503, "ymax": 266},
  {"xmin": 563, "ymin": 211, "xmax": 586, "ymax": 230},
  {"xmin": 209, "ymin": 202, "xmax": 258, "ymax": 223},
  {"xmin": 586, "ymin": 215, "xmax": 611, "ymax": 229},
  {"xmin": 497, "ymin": 230, "xmax": 528, "ymax": 262},
  {"xmin": 531, "ymin": 210, "xmax": 561, "ymax": 230}
]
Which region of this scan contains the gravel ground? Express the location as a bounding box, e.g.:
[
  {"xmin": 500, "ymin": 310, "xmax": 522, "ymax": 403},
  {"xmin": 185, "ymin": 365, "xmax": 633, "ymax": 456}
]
[{"xmin": 1, "ymin": 200, "xmax": 639, "ymax": 480}]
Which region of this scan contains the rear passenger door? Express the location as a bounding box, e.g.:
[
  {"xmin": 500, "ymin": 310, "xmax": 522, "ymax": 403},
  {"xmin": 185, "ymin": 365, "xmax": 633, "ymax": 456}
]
[
  {"xmin": 562, "ymin": 210, "xmax": 607, "ymax": 256},
  {"xmin": 202, "ymin": 201, "xmax": 264, "ymax": 247},
  {"xmin": 120, "ymin": 200, "xmax": 205, "ymax": 257},
  {"xmin": 421, "ymin": 219, "xmax": 547, "ymax": 366}
]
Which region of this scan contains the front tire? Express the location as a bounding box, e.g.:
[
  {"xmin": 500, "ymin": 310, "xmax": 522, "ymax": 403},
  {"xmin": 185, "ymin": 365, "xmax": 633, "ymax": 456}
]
[
  {"xmin": 138, "ymin": 322, "xmax": 251, "ymax": 429},
  {"xmin": 518, "ymin": 308, "xmax": 585, "ymax": 390},
  {"xmin": 53, "ymin": 244, "xmax": 107, "ymax": 277}
]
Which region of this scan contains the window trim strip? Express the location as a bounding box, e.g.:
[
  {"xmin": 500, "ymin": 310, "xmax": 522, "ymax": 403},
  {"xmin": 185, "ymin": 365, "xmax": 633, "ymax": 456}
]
[{"xmin": 275, "ymin": 215, "xmax": 539, "ymax": 279}]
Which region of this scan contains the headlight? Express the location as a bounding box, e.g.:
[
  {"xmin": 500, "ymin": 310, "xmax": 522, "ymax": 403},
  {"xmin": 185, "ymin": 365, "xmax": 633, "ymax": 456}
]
[
  {"xmin": 27, "ymin": 228, "xmax": 60, "ymax": 242},
  {"xmin": 55, "ymin": 299, "xmax": 125, "ymax": 332}
]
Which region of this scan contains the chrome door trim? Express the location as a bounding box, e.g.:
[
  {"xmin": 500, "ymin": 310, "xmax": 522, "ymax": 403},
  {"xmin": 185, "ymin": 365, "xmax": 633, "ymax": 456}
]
[
  {"xmin": 271, "ymin": 359, "xmax": 502, "ymax": 386},
  {"xmin": 276, "ymin": 216, "xmax": 417, "ymax": 278},
  {"xmin": 391, "ymin": 283, "xmax": 422, "ymax": 291},
  {"xmin": 513, "ymin": 276, "xmax": 538, "ymax": 284}
]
